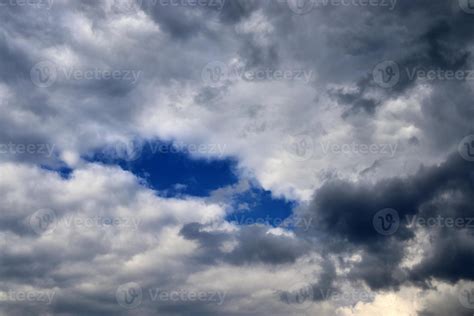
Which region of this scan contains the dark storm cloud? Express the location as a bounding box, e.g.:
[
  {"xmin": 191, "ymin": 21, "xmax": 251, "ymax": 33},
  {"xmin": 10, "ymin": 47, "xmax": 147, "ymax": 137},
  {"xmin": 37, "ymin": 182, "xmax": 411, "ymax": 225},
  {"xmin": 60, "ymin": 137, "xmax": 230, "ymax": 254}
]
[
  {"xmin": 180, "ymin": 222, "xmax": 310, "ymax": 265},
  {"xmin": 292, "ymin": 0, "xmax": 474, "ymax": 118},
  {"xmin": 300, "ymin": 153, "xmax": 474, "ymax": 291},
  {"xmin": 410, "ymin": 230, "xmax": 474, "ymax": 286}
]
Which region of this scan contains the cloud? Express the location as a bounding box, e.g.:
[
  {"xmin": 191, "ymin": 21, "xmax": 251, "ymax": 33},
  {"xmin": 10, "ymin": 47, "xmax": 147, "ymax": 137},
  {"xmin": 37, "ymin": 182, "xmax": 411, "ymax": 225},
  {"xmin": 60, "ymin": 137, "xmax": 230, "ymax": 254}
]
[
  {"xmin": 299, "ymin": 153, "xmax": 474, "ymax": 292},
  {"xmin": 1, "ymin": 0, "xmax": 474, "ymax": 314}
]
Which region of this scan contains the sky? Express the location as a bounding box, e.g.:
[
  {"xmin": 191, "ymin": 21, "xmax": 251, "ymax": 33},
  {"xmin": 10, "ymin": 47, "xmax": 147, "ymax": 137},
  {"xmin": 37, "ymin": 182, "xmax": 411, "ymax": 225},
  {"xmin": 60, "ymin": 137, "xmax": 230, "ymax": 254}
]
[{"xmin": 1, "ymin": 0, "xmax": 474, "ymax": 315}]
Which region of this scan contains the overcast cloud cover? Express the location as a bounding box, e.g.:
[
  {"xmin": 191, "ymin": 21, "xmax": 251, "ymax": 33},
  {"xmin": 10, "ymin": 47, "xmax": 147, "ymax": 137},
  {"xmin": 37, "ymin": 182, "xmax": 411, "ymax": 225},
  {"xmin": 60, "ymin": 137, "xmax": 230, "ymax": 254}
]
[{"xmin": 1, "ymin": 0, "xmax": 474, "ymax": 315}]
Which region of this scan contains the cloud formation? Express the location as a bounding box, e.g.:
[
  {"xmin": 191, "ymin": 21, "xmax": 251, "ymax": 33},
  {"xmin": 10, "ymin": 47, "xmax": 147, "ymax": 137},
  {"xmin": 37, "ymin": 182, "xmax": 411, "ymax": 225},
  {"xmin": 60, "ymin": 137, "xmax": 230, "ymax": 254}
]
[{"xmin": 1, "ymin": 0, "xmax": 474, "ymax": 315}]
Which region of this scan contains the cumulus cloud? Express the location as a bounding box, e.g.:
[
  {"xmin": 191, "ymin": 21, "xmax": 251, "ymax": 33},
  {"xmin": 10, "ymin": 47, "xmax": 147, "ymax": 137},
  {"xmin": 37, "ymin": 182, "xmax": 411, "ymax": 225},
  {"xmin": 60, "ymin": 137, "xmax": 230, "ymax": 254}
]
[{"xmin": 1, "ymin": 0, "xmax": 474, "ymax": 314}]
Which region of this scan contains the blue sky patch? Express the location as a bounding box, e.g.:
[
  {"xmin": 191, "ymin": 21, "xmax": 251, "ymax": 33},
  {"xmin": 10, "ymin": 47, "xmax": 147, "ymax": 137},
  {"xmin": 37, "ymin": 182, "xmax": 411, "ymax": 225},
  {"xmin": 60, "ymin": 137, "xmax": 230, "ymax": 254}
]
[
  {"xmin": 86, "ymin": 140, "xmax": 239, "ymax": 197},
  {"xmin": 86, "ymin": 140, "xmax": 296, "ymax": 226},
  {"xmin": 226, "ymin": 187, "xmax": 296, "ymax": 228}
]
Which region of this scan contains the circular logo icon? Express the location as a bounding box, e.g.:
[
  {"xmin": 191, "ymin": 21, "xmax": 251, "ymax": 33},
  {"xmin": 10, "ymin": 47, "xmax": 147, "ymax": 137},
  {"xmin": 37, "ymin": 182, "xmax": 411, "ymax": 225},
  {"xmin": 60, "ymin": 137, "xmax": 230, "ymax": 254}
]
[
  {"xmin": 30, "ymin": 61, "xmax": 58, "ymax": 88},
  {"xmin": 373, "ymin": 60, "xmax": 400, "ymax": 89},
  {"xmin": 201, "ymin": 61, "xmax": 230, "ymax": 87},
  {"xmin": 459, "ymin": 0, "xmax": 474, "ymax": 14},
  {"xmin": 458, "ymin": 135, "xmax": 474, "ymax": 162},
  {"xmin": 373, "ymin": 208, "xmax": 399, "ymax": 236},
  {"xmin": 287, "ymin": 0, "xmax": 316, "ymax": 14},
  {"xmin": 29, "ymin": 209, "xmax": 57, "ymax": 235},
  {"xmin": 285, "ymin": 133, "xmax": 314, "ymax": 162},
  {"xmin": 459, "ymin": 284, "xmax": 474, "ymax": 309},
  {"xmin": 281, "ymin": 282, "xmax": 314, "ymax": 310},
  {"xmin": 116, "ymin": 282, "xmax": 143, "ymax": 309},
  {"xmin": 112, "ymin": 0, "xmax": 143, "ymax": 14}
]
